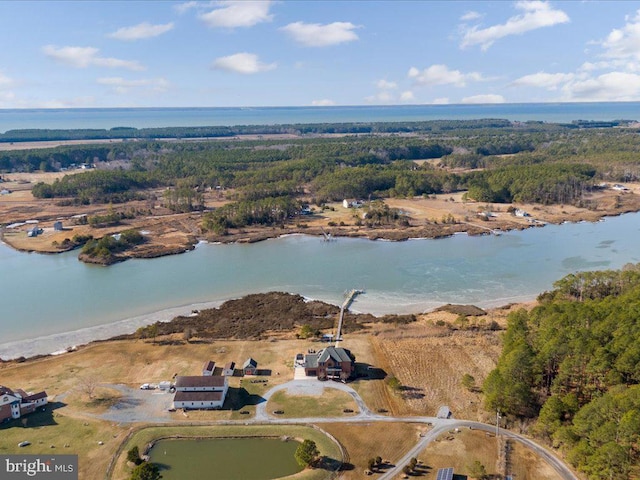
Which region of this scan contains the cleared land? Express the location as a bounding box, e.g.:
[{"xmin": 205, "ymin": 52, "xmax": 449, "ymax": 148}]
[
  {"xmin": 2, "ymin": 169, "xmax": 640, "ymax": 261},
  {"xmin": 418, "ymin": 429, "xmax": 562, "ymax": 480}
]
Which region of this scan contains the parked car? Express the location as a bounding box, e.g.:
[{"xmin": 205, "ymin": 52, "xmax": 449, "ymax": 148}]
[
  {"xmin": 273, "ymin": 410, "xmax": 284, "ymax": 415},
  {"xmin": 139, "ymin": 383, "xmax": 151, "ymax": 390},
  {"xmin": 18, "ymin": 441, "xmax": 30, "ymax": 447}
]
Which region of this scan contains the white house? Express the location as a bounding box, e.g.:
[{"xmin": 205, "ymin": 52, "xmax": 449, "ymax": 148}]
[
  {"xmin": 0, "ymin": 385, "xmax": 48, "ymax": 423},
  {"xmin": 172, "ymin": 375, "xmax": 228, "ymax": 410},
  {"xmin": 202, "ymin": 360, "xmax": 215, "ymax": 376},
  {"xmin": 222, "ymin": 362, "xmax": 235, "ymax": 377}
]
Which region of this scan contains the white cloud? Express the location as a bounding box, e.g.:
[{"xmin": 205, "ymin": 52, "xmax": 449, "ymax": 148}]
[
  {"xmin": 311, "ymin": 99, "xmax": 335, "ymax": 106},
  {"xmin": 461, "ymin": 94, "xmax": 505, "ymax": 104},
  {"xmin": 174, "ymin": 1, "xmax": 199, "ymax": 14},
  {"xmin": 200, "ymin": 1, "xmax": 274, "ymax": 28},
  {"xmin": 43, "ymin": 45, "xmax": 144, "ymax": 71},
  {"xmin": 408, "ymin": 64, "xmax": 484, "ymax": 87},
  {"xmin": 562, "ymin": 72, "xmax": 640, "ymax": 101},
  {"xmin": 461, "ymin": 11, "xmax": 482, "ymax": 22},
  {"xmin": 598, "ymin": 10, "xmax": 640, "ymax": 62},
  {"xmin": 280, "ymin": 21, "xmax": 359, "ymax": 47},
  {"xmin": 97, "ymin": 77, "xmax": 169, "ymax": 94},
  {"xmin": 461, "ymin": 1, "xmax": 569, "ymax": 51},
  {"xmin": 376, "ymin": 79, "xmax": 397, "ymax": 90},
  {"xmin": 365, "ymin": 91, "xmax": 394, "ymax": 104},
  {"xmin": 400, "ymin": 90, "xmax": 415, "ymax": 102},
  {"xmin": 39, "ymin": 96, "xmax": 96, "ymax": 108},
  {"xmin": 431, "ymin": 97, "xmax": 450, "ymax": 105},
  {"xmin": 0, "ymin": 71, "xmax": 13, "ymax": 88},
  {"xmin": 108, "ymin": 22, "xmax": 174, "ymax": 41},
  {"xmin": 512, "ymin": 71, "xmax": 574, "ymax": 90},
  {"xmin": 212, "ymin": 52, "xmax": 276, "ymax": 74}
]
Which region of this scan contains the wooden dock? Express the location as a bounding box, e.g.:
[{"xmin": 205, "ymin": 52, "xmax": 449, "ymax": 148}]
[{"xmin": 335, "ymin": 289, "xmax": 364, "ymax": 346}]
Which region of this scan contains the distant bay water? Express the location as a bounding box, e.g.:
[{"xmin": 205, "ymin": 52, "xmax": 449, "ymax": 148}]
[
  {"xmin": 1, "ymin": 102, "xmax": 639, "ymax": 133},
  {"xmin": 1, "ymin": 213, "xmax": 640, "ymax": 359}
]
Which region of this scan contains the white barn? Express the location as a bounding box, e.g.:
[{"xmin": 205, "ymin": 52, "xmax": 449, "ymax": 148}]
[{"xmin": 172, "ymin": 375, "xmax": 228, "ymax": 410}]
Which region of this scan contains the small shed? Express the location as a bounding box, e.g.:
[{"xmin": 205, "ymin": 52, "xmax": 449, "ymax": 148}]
[
  {"xmin": 243, "ymin": 358, "xmax": 258, "ymax": 376},
  {"xmin": 53, "ymin": 221, "xmax": 63, "ymax": 231},
  {"xmin": 222, "ymin": 362, "xmax": 235, "ymax": 377},
  {"xmin": 0, "ymin": 189, "xmax": 10, "ymax": 195},
  {"xmin": 436, "ymin": 468, "xmax": 454, "ymax": 480},
  {"xmin": 437, "ymin": 406, "xmax": 452, "ymax": 419},
  {"xmin": 202, "ymin": 360, "xmax": 216, "ymax": 376}
]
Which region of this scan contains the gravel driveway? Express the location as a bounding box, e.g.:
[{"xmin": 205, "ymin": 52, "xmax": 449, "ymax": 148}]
[{"xmin": 97, "ymin": 384, "xmax": 174, "ymax": 424}]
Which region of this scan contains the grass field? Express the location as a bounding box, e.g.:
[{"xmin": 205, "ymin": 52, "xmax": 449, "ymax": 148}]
[
  {"xmin": 417, "ymin": 429, "xmax": 562, "ymax": 480},
  {"xmin": 320, "ymin": 422, "xmax": 425, "ymax": 479},
  {"xmin": 267, "ymin": 389, "xmax": 359, "ymax": 418},
  {"xmin": 0, "ymin": 408, "xmax": 126, "ymax": 480}
]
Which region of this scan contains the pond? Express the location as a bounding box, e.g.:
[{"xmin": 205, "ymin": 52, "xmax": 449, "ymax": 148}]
[{"xmin": 148, "ymin": 437, "xmax": 303, "ymax": 480}]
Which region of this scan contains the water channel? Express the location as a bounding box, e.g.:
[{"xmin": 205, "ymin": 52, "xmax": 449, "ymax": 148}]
[{"xmin": 1, "ymin": 213, "xmax": 640, "ymax": 359}]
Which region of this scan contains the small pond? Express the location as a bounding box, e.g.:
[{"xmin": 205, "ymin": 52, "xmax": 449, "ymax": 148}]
[{"xmin": 148, "ymin": 437, "xmax": 302, "ymax": 480}]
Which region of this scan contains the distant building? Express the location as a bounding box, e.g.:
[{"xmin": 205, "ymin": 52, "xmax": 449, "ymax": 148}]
[
  {"xmin": 0, "ymin": 189, "xmax": 10, "ymax": 195},
  {"xmin": 202, "ymin": 360, "xmax": 216, "ymax": 376},
  {"xmin": 0, "ymin": 385, "xmax": 48, "ymax": 423},
  {"xmin": 172, "ymin": 375, "xmax": 228, "ymax": 410},
  {"xmin": 514, "ymin": 209, "xmax": 529, "ymax": 217},
  {"xmin": 304, "ymin": 346, "xmax": 354, "ymax": 381},
  {"xmin": 436, "ymin": 467, "xmax": 455, "ymax": 480},
  {"xmin": 242, "ymin": 358, "xmax": 258, "ymax": 376},
  {"xmin": 222, "ymin": 362, "xmax": 235, "ymax": 377},
  {"xmin": 53, "ymin": 221, "xmax": 63, "ymax": 231},
  {"xmin": 437, "ymin": 406, "xmax": 452, "ymax": 419}
]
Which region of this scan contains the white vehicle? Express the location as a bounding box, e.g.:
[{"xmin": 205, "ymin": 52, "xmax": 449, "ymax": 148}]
[
  {"xmin": 18, "ymin": 441, "xmax": 30, "ymax": 447},
  {"xmin": 139, "ymin": 383, "xmax": 151, "ymax": 390}
]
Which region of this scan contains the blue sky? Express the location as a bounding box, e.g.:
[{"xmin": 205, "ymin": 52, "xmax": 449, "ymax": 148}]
[{"xmin": 1, "ymin": 1, "xmax": 640, "ymax": 108}]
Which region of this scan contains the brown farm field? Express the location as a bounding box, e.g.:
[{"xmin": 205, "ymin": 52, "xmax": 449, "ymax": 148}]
[{"xmin": 418, "ymin": 429, "xmax": 563, "ymax": 480}]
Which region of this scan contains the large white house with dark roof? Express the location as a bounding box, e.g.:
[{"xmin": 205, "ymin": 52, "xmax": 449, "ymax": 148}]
[
  {"xmin": 172, "ymin": 375, "xmax": 228, "ymax": 410},
  {"xmin": 0, "ymin": 385, "xmax": 48, "ymax": 423}
]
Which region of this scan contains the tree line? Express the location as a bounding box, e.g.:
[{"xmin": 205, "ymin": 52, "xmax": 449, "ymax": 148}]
[{"xmin": 483, "ymin": 264, "xmax": 640, "ymax": 479}]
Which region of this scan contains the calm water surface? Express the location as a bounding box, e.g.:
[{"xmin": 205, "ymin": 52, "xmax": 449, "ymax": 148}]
[
  {"xmin": 1, "ymin": 102, "xmax": 639, "ymax": 132},
  {"xmin": 1, "ymin": 213, "xmax": 640, "ymax": 359},
  {"xmin": 148, "ymin": 438, "xmax": 301, "ymax": 480}
]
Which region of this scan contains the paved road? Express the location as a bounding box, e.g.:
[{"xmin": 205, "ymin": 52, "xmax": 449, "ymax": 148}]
[
  {"xmin": 91, "ymin": 381, "xmax": 579, "ymax": 480},
  {"xmin": 377, "ymin": 419, "xmax": 580, "ymax": 480}
]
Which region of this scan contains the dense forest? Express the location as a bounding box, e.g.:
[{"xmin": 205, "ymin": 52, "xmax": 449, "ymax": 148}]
[
  {"xmin": 2, "ymin": 119, "xmax": 639, "ymax": 231},
  {"xmin": 483, "ymin": 265, "xmax": 640, "ymax": 479}
]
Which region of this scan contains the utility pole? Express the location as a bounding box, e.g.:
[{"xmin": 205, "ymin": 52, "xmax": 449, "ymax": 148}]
[{"xmin": 496, "ymin": 409, "xmax": 501, "ymax": 437}]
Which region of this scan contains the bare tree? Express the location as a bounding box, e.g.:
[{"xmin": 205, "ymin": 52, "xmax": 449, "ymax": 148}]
[{"xmin": 78, "ymin": 375, "xmax": 99, "ymax": 399}]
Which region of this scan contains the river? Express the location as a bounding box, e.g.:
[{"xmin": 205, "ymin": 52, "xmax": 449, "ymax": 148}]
[{"xmin": 1, "ymin": 213, "xmax": 640, "ymax": 359}]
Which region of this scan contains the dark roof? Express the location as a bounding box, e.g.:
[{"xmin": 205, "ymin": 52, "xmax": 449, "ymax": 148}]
[
  {"xmin": 174, "ymin": 391, "xmax": 223, "ymax": 402},
  {"xmin": 175, "ymin": 376, "xmax": 226, "ymax": 389},
  {"xmin": 203, "ymin": 360, "xmax": 215, "ymax": 372},
  {"xmin": 436, "ymin": 468, "xmax": 454, "ymax": 480},
  {"xmin": 22, "ymin": 391, "xmax": 47, "ymax": 402},
  {"xmin": 318, "ymin": 347, "xmax": 352, "ymax": 364},
  {"xmin": 0, "ymin": 385, "xmax": 16, "ymax": 396},
  {"xmin": 243, "ymin": 358, "xmax": 257, "ymax": 369},
  {"xmin": 304, "ymin": 354, "xmax": 318, "ymax": 369}
]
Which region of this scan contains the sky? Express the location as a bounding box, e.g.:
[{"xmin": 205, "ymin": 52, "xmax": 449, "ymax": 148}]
[{"xmin": 1, "ymin": 1, "xmax": 640, "ymax": 108}]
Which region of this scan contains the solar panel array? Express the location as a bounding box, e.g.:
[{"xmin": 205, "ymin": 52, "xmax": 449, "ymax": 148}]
[{"xmin": 436, "ymin": 467, "xmax": 454, "ymax": 480}]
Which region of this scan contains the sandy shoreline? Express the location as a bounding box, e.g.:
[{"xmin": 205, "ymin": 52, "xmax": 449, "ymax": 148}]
[
  {"xmin": 0, "ymin": 289, "xmax": 540, "ymax": 361},
  {"xmin": 0, "ymin": 299, "xmax": 223, "ymax": 360}
]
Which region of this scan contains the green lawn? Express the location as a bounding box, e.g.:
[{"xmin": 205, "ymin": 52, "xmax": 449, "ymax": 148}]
[{"xmin": 266, "ymin": 389, "xmax": 359, "ymax": 418}]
